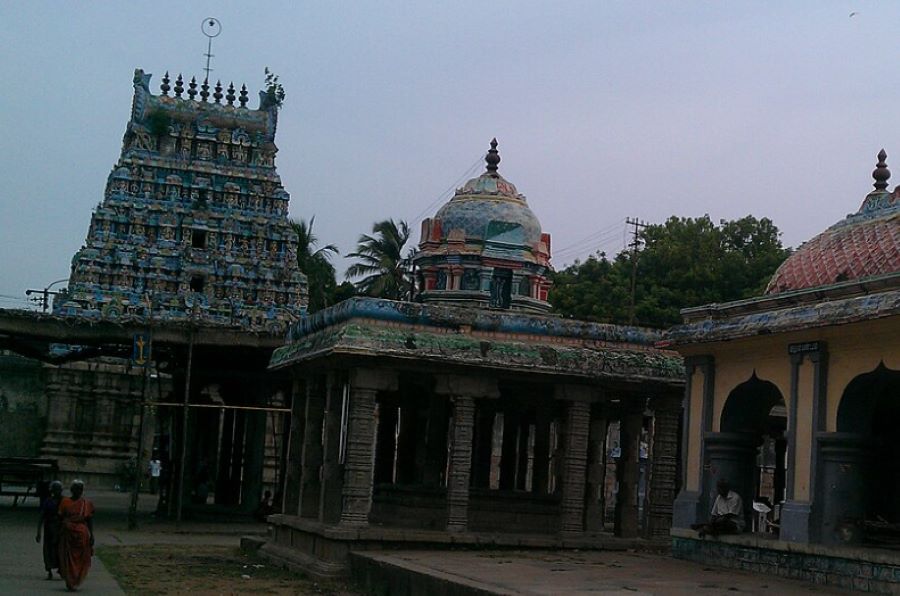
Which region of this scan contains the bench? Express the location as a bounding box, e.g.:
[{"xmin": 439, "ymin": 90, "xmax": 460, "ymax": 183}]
[{"xmin": 0, "ymin": 457, "xmax": 59, "ymax": 506}]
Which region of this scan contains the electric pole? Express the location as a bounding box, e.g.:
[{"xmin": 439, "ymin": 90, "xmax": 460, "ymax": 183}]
[{"xmin": 626, "ymin": 218, "xmax": 647, "ymax": 325}]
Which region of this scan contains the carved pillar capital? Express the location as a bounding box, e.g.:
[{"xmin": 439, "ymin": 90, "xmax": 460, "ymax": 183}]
[{"xmin": 339, "ymin": 381, "xmax": 380, "ymax": 527}]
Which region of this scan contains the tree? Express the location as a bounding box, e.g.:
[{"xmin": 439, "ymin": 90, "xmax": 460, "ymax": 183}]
[
  {"xmin": 549, "ymin": 215, "xmax": 791, "ymax": 328},
  {"xmin": 291, "ymin": 216, "xmax": 339, "ymax": 313},
  {"xmin": 346, "ymin": 219, "xmax": 412, "ymax": 300}
]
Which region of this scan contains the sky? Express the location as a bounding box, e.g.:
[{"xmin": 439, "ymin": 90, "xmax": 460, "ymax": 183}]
[{"xmin": 1, "ymin": 1, "xmax": 896, "ymax": 309}]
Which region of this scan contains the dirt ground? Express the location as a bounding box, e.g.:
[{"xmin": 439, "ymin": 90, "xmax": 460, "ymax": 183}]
[{"xmin": 96, "ymin": 545, "xmax": 360, "ymax": 596}]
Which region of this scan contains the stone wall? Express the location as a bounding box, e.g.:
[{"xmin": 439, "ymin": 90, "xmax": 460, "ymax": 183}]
[
  {"xmin": 0, "ymin": 351, "xmax": 47, "ymax": 457},
  {"xmin": 672, "ymin": 531, "xmax": 900, "ymax": 593}
]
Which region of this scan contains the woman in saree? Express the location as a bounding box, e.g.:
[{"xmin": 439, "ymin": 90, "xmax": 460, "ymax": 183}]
[
  {"xmin": 35, "ymin": 480, "xmax": 63, "ymax": 579},
  {"xmin": 58, "ymin": 480, "xmax": 95, "ymax": 591}
]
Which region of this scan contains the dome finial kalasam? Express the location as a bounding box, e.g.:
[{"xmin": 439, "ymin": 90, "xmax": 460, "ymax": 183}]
[
  {"xmin": 486, "ymin": 138, "xmax": 500, "ymax": 174},
  {"xmin": 766, "ymin": 148, "xmax": 900, "ymax": 294},
  {"xmin": 873, "ymin": 148, "xmax": 890, "ymax": 191}
]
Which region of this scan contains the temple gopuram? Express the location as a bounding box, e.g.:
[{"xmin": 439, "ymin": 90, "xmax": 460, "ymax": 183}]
[
  {"xmin": 261, "ymin": 141, "xmax": 685, "ymax": 577},
  {"xmin": 0, "ymin": 69, "xmax": 306, "ymax": 513},
  {"xmin": 55, "ymin": 69, "xmax": 307, "ymax": 326},
  {"xmin": 667, "ymin": 151, "xmax": 900, "ymax": 592}
]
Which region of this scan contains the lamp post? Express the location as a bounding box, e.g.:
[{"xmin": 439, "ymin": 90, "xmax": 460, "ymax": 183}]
[{"xmin": 25, "ymin": 278, "xmax": 69, "ymax": 312}]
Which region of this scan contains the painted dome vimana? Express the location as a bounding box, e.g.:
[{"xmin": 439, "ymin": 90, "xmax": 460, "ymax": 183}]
[
  {"xmin": 767, "ymin": 149, "xmax": 900, "ymax": 295},
  {"xmin": 414, "ymin": 139, "xmax": 553, "ymax": 313},
  {"xmin": 54, "ymin": 70, "xmax": 308, "ymax": 333}
]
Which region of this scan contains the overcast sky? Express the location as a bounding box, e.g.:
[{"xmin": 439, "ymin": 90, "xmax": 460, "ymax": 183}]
[{"xmin": 1, "ymin": 1, "xmax": 896, "ymax": 309}]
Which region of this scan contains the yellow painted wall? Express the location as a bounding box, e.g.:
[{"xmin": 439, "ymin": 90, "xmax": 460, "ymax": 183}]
[
  {"xmin": 677, "ymin": 313, "xmax": 900, "ymax": 501},
  {"xmin": 685, "ymin": 367, "xmax": 705, "ymax": 492}
]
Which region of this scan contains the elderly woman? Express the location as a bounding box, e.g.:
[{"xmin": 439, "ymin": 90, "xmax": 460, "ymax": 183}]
[
  {"xmin": 58, "ymin": 480, "xmax": 95, "ymax": 591},
  {"xmin": 35, "ymin": 480, "xmax": 63, "ymax": 579}
]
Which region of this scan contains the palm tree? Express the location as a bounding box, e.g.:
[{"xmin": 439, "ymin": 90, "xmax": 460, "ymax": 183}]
[
  {"xmin": 291, "ymin": 216, "xmax": 339, "ymax": 313},
  {"xmin": 346, "ymin": 219, "xmax": 412, "ymax": 300}
]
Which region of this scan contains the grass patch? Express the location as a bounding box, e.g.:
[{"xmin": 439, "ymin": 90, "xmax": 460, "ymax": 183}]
[{"xmin": 96, "ymin": 544, "xmax": 358, "ymax": 595}]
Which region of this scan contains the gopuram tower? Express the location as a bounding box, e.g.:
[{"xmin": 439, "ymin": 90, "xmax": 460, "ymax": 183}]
[
  {"xmin": 31, "ymin": 69, "xmax": 307, "ymax": 493},
  {"xmin": 55, "ymin": 69, "xmax": 307, "ymax": 331}
]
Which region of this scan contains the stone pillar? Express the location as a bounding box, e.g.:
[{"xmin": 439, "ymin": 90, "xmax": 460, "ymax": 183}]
[
  {"xmin": 645, "ymin": 394, "xmax": 682, "ymax": 538},
  {"xmin": 446, "ymin": 395, "xmax": 475, "ymax": 530},
  {"xmin": 436, "ymin": 375, "xmax": 498, "ymax": 532},
  {"xmin": 281, "ymin": 378, "xmax": 305, "ymax": 514},
  {"xmin": 614, "ymin": 400, "xmax": 644, "ymax": 538},
  {"xmin": 584, "ymin": 412, "xmax": 608, "ymax": 532},
  {"xmin": 673, "ymin": 355, "xmax": 715, "ymax": 529},
  {"xmin": 319, "ymin": 373, "xmax": 345, "ymax": 524},
  {"xmin": 339, "ymin": 368, "xmax": 398, "ymax": 527},
  {"xmin": 229, "ymin": 410, "xmax": 247, "ymax": 505},
  {"xmin": 298, "ymin": 376, "xmax": 326, "ymax": 518},
  {"xmin": 817, "ymin": 433, "xmax": 870, "ymax": 545},
  {"xmin": 557, "ymin": 386, "xmax": 592, "ymax": 535},
  {"xmin": 782, "ymin": 342, "xmax": 828, "ymax": 544},
  {"xmin": 532, "ymin": 406, "xmax": 552, "ymax": 495}
]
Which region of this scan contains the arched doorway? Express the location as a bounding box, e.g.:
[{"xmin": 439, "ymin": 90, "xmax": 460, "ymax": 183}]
[
  {"xmin": 706, "ymin": 374, "xmax": 786, "ymax": 531},
  {"xmin": 823, "ymin": 363, "xmax": 900, "ymax": 546}
]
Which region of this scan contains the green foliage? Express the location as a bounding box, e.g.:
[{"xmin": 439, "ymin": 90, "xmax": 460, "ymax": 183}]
[
  {"xmin": 549, "ymin": 215, "xmax": 791, "ymax": 328},
  {"xmin": 146, "ymin": 110, "xmax": 171, "ymax": 137},
  {"xmin": 291, "ymin": 216, "xmax": 340, "ymax": 313},
  {"xmin": 0, "ymin": 394, "xmax": 45, "ymax": 457},
  {"xmin": 346, "ymin": 219, "xmax": 412, "ymax": 300},
  {"xmin": 262, "ymin": 67, "xmax": 285, "ymax": 108}
]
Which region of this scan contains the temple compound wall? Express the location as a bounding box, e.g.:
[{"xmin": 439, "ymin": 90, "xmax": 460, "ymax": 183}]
[{"xmin": 668, "ymin": 151, "xmax": 900, "ymax": 593}]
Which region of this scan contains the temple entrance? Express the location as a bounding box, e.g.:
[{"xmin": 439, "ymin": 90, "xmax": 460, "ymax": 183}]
[
  {"xmin": 829, "ymin": 363, "xmax": 900, "ymax": 547},
  {"xmin": 708, "ymin": 375, "xmax": 786, "ymax": 532}
]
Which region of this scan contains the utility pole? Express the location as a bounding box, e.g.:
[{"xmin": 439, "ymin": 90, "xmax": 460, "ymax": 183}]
[{"xmin": 626, "ymin": 218, "xmax": 647, "ymax": 325}]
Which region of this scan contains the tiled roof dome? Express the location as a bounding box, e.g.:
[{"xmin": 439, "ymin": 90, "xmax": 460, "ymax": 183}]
[{"xmin": 766, "ymin": 150, "xmax": 900, "ymax": 294}]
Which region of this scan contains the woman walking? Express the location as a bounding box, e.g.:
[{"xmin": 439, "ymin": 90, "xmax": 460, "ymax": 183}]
[
  {"xmin": 35, "ymin": 480, "xmax": 63, "ymax": 579},
  {"xmin": 58, "ymin": 480, "xmax": 95, "ymax": 591}
]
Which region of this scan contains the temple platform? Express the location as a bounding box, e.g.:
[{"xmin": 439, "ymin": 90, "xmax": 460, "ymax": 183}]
[
  {"xmin": 347, "ymin": 548, "xmax": 851, "ymax": 595},
  {"xmin": 258, "ymin": 514, "xmax": 655, "ymax": 578},
  {"xmin": 671, "ymin": 528, "xmax": 900, "ymax": 593}
]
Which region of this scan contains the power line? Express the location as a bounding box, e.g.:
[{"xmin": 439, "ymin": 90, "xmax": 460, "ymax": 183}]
[
  {"xmin": 409, "ymin": 153, "xmax": 486, "ymax": 226},
  {"xmin": 552, "ymin": 220, "xmax": 625, "ymax": 255}
]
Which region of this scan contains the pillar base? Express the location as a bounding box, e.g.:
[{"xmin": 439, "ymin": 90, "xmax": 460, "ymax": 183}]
[
  {"xmin": 779, "ymin": 500, "xmax": 813, "ymax": 543},
  {"xmin": 672, "ymin": 490, "xmax": 704, "ymax": 529}
]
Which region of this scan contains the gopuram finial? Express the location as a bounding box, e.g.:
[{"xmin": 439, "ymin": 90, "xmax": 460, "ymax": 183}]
[
  {"xmin": 174, "ymin": 74, "xmax": 184, "ymax": 98},
  {"xmin": 214, "ymin": 80, "xmax": 223, "ymax": 104},
  {"xmin": 226, "ymin": 82, "xmax": 236, "ymax": 106},
  {"xmin": 188, "ymin": 76, "xmax": 198, "ymax": 100},
  {"xmin": 160, "ymin": 72, "xmax": 171, "ymax": 96},
  {"xmin": 873, "ymin": 149, "xmax": 890, "ymax": 191},
  {"xmin": 200, "ymin": 78, "xmax": 210, "ymax": 102},
  {"xmin": 485, "ymin": 138, "xmax": 501, "ymax": 174},
  {"xmin": 239, "ymin": 84, "xmax": 249, "ymax": 108}
]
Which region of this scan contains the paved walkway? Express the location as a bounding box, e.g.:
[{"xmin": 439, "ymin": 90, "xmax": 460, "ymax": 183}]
[
  {"xmin": 0, "ymin": 495, "xmax": 124, "ymax": 595},
  {"xmin": 0, "ymin": 491, "xmax": 266, "ymax": 594},
  {"xmin": 358, "ymin": 549, "xmax": 853, "ymax": 595}
]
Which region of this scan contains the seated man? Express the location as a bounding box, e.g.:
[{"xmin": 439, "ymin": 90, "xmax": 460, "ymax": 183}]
[{"xmin": 692, "ymin": 479, "xmax": 745, "ymax": 537}]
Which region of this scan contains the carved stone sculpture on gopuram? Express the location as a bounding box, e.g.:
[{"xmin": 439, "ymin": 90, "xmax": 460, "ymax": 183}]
[{"xmin": 54, "ymin": 69, "xmax": 308, "ymax": 333}]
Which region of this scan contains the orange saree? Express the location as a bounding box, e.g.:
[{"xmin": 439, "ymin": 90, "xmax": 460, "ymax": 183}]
[{"xmin": 58, "ymin": 496, "xmax": 94, "ymax": 590}]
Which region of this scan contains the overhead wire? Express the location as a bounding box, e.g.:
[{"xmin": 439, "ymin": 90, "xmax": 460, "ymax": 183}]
[{"xmin": 408, "ymin": 153, "xmax": 486, "ymax": 226}]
